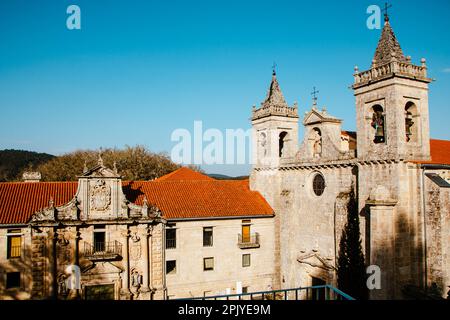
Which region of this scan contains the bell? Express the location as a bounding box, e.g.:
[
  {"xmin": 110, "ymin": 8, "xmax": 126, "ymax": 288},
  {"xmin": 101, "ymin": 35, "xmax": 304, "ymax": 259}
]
[
  {"xmin": 375, "ymin": 125, "xmax": 384, "ymax": 139},
  {"xmin": 405, "ymin": 112, "xmax": 414, "ymax": 141}
]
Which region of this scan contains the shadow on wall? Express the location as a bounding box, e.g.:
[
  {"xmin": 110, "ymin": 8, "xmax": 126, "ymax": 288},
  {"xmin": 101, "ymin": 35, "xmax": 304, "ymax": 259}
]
[
  {"xmin": 367, "ymin": 208, "xmax": 446, "ymax": 299},
  {"xmin": 0, "ymin": 243, "xmax": 35, "ymax": 300}
]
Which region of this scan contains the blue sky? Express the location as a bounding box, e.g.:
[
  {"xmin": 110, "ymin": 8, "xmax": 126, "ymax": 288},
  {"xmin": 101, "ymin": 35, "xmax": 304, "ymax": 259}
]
[{"xmin": 0, "ymin": 0, "xmax": 449, "ymax": 176}]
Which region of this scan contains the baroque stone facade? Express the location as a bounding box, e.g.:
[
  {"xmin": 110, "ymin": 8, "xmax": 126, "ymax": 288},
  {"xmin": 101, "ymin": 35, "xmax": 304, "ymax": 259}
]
[{"xmin": 0, "ymin": 159, "xmax": 166, "ymax": 300}]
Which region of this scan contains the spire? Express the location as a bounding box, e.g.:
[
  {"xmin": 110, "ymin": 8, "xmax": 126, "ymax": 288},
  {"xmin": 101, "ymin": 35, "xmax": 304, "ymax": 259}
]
[
  {"xmin": 372, "ymin": 13, "xmax": 407, "ymax": 67},
  {"xmin": 261, "ymin": 70, "xmax": 288, "ymax": 108},
  {"xmin": 252, "ymin": 67, "xmax": 298, "ymax": 121}
]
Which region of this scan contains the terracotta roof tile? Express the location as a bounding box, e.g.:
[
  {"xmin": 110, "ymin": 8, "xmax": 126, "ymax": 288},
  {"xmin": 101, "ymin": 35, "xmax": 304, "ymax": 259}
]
[
  {"xmin": 123, "ymin": 179, "xmax": 273, "ymax": 220},
  {"xmin": 412, "ymin": 139, "xmax": 450, "ymax": 165},
  {"xmin": 155, "ymin": 167, "xmax": 213, "ymax": 181},
  {"xmin": 0, "ymin": 182, "xmax": 78, "ymax": 224},
  {"xmin": 0, "ymin": 169, "xmax": 273, "ymax": 225}
]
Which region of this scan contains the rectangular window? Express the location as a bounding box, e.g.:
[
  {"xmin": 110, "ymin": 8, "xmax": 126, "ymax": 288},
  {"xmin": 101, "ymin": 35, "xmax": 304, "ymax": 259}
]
[
  {"xmin": 242, "ymin": 287, "xmax": 249, "ymax": 294},
  {"xmin": 242, "ymin": 254, "xmax": 251, "ymax": 267},
  {"xmin": 7, "ymin": 229, "xmax": 22, "ymax": 259},
  {"xmin": 241, "ymin": 224, "xmax": 251, "ymax": 243},
  {"xmin": 93, "ymin": 231, "xmax": 105, "ymax": 252},
  {"xmin": 166, "ymin": 260, "xmax": 176, "ymax": 274},
  {"xmin": 6, "ymin": 272, "xmax": 20, "ymax": 289},
  {"xmin": 203, "ymin": 257, "xmax": 214, "ymax": 271},
  {"xmin": 203, "ymin": 227, "xmax": 213, "ymax": 247},
  {"xmin": 166, "ymin": 228, "xmax": 176, "ymax": 249}
]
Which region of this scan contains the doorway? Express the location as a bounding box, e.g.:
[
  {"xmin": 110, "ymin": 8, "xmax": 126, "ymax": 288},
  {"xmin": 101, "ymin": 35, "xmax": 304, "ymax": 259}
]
[
  {"xmin": 311, "ymin": 277, "xmax": 326, "ymax": 300},
  {"xmin": 84, "ymin": 284, "xmax": 115, "ymax": 300}
]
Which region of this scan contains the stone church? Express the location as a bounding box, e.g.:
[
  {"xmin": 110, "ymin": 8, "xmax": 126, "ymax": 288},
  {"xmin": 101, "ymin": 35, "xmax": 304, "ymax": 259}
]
[{"xmin": 250, "ymin": 13, "xmax": 450, "ymax": 299}]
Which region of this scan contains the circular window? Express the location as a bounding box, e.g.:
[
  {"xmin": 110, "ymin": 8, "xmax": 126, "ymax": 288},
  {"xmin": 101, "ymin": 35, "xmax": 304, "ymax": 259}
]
[{"xmin": 312, "ymin": 174, "xmax": 326, "ymax": 196}]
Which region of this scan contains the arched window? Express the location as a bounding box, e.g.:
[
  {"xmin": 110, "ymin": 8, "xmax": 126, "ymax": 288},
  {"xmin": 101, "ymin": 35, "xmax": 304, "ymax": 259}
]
[
  {"xmin": 405, "ymin": 102, "xmax": 418, "ymax": 143},
  {"xmin": 309, "ymin": 128, "xmax": 322, "ymax": 158},
  {"xmin": 371, "ymin": 105, "xmax": 385, "ymax": 143},
  {"xmin": 279, "ymin": 131, "xmax": 288, "ymax": 157},
  {"xmin": 259, "ymin": 132, "xmax": 267, "ymax": 157}
]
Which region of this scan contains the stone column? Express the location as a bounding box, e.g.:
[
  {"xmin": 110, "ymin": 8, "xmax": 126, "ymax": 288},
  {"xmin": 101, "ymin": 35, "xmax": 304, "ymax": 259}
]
[
  {"xmin": 367, "ymin": 186, "xmax": 397, "ymax": 300},
  {"xmin": 138, "ymin": 225, "xmax": 152, "ymax": 300},
  {"xmin": 120, "ymin": 228, "xmax": 132, "ymax": 300},
  {"xmin": 151, "ymin": 223, "xmax": 166, "ymax": 300}
]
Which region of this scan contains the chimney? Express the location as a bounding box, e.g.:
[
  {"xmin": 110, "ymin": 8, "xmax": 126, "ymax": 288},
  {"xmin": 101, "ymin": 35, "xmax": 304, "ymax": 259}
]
[{"xmin": 22, "ymin": 172, "xmax": 42, "ymax": 183}]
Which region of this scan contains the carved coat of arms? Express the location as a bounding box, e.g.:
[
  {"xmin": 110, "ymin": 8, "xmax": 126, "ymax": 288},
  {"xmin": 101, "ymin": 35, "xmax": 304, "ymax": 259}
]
[{"xmin": 90, "ymin": 179, "xmax": 111, "ymax": 211}]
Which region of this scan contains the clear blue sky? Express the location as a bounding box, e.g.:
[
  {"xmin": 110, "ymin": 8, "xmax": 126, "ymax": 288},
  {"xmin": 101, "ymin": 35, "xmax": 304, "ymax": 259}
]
[{"xmin": 0, "ymin": 0, "xmax": 449, "ymax": 176}]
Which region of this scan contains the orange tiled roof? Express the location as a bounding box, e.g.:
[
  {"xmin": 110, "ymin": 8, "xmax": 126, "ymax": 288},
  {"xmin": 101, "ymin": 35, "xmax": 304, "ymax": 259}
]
[
  {"xmin": 0, "ymin": 182, "xmax": 78, "ymax": 224},
  {"xmin": 123, "ymin": 179, "xmax": 273, "ymax": 220},
  {"xmin": 341, "ymin": 131, "xmax": 357, "ymax": 139},
  {"xmin": 412, "ymin": 139, "xmax": 450, "ymax": 165},
  {"xmin": 0, "ymin": 169, "xmax": 273, "ymax": 225},
  {"xmin": 155, "ymin": 167, "xmax": 214, "ymax": 181}
]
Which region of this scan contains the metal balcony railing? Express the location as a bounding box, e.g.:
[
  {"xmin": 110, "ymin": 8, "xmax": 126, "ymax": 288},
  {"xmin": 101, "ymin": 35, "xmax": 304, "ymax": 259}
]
[
  {"xmin": 237, "ymin": 233, "xmax": 260, "ymax": 249},
  {"xmin": 174, "ymin": 285, "xmax": 355, "ymax": 301},
  {"xmin": 83, "ymin": 241, "xmax": 122, "ymax": 261}
]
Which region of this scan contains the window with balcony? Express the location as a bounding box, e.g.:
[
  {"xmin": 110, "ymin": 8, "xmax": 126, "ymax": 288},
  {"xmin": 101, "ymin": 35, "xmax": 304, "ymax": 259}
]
[
  {"xmin": 7, "ymin": 229, "xmax": 21, "ymax": 259},
  {"xmin": 241, "ymin": 224, "xmax": 251, "ymax": 243},
  {"xmin": 93, "ymin": 229, "xmax": 106, "ymax": 253},
  {"xmin": 203, "ymin": 257, "xmax": 214, "ymax": 271},
  {"xmin": 166, "ymin": 228, "xmax": 176, "ymax": 249},
  {"xmin": 83, "ymin": 226, "xmax": 122, "ymax": 261},
  {"xmin": 6, "ymin": 272, "xmax": 20, "ymax": 289},
  {"xmin": 166, "ymin": 260, "xmax": 176, "ymax": 274},
  {"xmin": 238, "ymin": 221, "xmax": 260, "ymax": 249},
  {"xmin": 203, "ymin": 227, "xmax": 213, "ymax": 247}
]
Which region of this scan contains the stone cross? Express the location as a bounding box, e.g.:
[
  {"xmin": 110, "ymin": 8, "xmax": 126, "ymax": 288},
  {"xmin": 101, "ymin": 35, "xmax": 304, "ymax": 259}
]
[
  {"xmin": 311, "ymin": 86, "xmax": 319, "ymax": 105},
  {"xmin": 383, "ymin": 2, "xmax": 392, "ymax": 21}
]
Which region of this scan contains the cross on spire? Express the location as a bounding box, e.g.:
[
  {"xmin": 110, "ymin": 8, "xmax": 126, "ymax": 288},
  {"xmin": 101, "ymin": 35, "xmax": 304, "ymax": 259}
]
[
  {"xmin": 272, "ymin": 62, "xmax": 277, "ymax": 75},
  {"xmin": 311, "ymin": 86, "xmax": 319, "ymax": 105},
  {"xmin": 382, "ymin": 2, "xmax": 392, "ymax": 21}
]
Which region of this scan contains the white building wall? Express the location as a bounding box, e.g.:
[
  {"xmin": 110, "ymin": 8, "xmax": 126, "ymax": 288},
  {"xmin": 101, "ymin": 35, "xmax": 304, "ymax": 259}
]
[{"xmin": 164, "ymin": 217, "xmax": 276, "ymax": 299}]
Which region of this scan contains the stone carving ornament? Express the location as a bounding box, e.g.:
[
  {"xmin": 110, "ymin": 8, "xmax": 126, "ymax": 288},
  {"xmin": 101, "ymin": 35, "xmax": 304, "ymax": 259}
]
[{"xmin": 90, "ymin": 179, "xmax": 111, "ymax": 211}]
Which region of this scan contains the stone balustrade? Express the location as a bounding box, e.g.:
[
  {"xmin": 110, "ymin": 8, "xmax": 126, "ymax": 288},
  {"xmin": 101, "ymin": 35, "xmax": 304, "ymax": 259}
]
[
  {"xmin": 252, "ymin": 105, "xmax": 298, "ymax": 120},
  {"xmin": 353, "ymin": 61, "xmax": 429, "ymax": 88}
]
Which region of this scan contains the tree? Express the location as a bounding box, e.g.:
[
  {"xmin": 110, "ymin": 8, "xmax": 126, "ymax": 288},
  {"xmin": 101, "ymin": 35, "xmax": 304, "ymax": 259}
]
[
  {"xmin": 0, "ymin": 149, "xmax": 54, "ymax": 181},
  {"xmin": 337, "ymin": 190, "xmax": 368, "ymax": 300},
  {"xmin": 36, "ymin": 145, "xmax": 200, "ymax": 181}
]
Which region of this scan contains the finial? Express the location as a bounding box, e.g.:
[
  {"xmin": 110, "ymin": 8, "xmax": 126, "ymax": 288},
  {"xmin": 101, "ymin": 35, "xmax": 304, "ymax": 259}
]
[
  {"xmin": 113, "ymin": 161, "xmax": 118, "ymax": 174},
  {"xmin": 421, "ymin": 58, "xmax": 427, "ymax": 67},
  {"xmin": 143, "ymin": 195, "xmax": 148, "ymax": 206},
  {"xmin": 322, "ymin": 106, "xmax": 327, "ymax": 114},
  {"xmin": 272, "ymin": 62, "xmax": 277, "ymax": 76},
  {"xmin": 383, "ymin": 2, "xmax": 392, "ymax": 22},
  {"xmin": 354, "ymin": 65, "xmax": 359, "ymax": 74},
  {"xmin": 98, "ymin": 148, "xmax": 104, "ymax": 166},
  {"xmin": 293, "ymin": 101, "xmax": 298, "ymax": 109},
  {"xmin": 83, "ymin": 160, "xmax": 88, "ymax": 173},
  {"xmin": 311, "ymin": 86, "xmax": 319, "ymax": 106}
]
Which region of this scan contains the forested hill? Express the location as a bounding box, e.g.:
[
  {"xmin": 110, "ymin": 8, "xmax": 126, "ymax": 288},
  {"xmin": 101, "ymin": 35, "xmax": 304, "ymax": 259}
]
[{"xmin": 0, "ymin": 149, "xmax": 55, "ymax": 182}]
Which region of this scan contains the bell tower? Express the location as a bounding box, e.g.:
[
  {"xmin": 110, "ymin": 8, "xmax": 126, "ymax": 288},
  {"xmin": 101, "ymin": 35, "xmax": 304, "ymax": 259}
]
[
  {"xmin": 251, "ymin": 70, "xmax": 299, "ymax": 168},
  {"xmin": 352, "ymin": 13, "xmax": 432, "ymax": 161}
]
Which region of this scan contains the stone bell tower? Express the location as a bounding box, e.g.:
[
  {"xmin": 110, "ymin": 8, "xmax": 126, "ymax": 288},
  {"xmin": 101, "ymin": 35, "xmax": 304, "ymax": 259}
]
[
  {"xmin": 251, "ymin": 70, "xmax": 299, "ymax": 168},
  {"xmin": 352, "ymin": 13, "xmax": 432, "ymax": 162}
]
